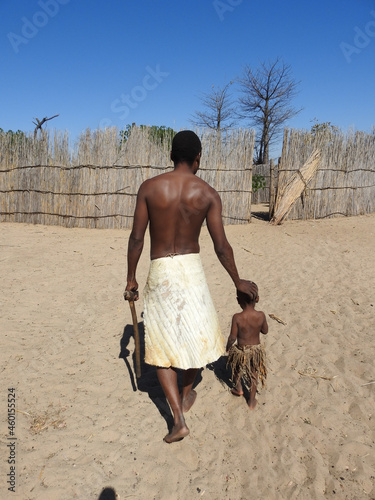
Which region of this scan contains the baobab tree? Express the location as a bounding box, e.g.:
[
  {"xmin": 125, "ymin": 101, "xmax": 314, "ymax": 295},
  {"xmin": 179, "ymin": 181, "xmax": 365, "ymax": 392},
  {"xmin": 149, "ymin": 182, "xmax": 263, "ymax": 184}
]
[
  {"xmin": 238, "ymin": 58, "xmax": 301, "ymax": 164},
  {"xmin": 190, "ymin": 82, "xmax": 236, "ymax": 131}
]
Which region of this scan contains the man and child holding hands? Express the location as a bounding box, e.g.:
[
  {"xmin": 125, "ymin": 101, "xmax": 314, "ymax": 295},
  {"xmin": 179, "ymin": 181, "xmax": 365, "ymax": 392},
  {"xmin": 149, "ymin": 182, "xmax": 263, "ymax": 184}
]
[{"xmin": 125, "ymin": 130, "xmax": 268, "ymax": 443}]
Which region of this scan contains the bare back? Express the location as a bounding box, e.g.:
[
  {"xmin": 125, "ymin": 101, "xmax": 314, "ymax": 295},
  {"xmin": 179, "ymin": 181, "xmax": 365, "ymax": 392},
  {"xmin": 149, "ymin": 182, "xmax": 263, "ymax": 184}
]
[
  {"xmin": 127, "ymin": 150, "xmax": 259, "ymax": 303},
  {"xmin": 141, "ymin": 169, "xmax": 216, "ymax": 259},
  {"xmin": 232, "ymin": 308, "xmax": 268, "ymax": 347}
]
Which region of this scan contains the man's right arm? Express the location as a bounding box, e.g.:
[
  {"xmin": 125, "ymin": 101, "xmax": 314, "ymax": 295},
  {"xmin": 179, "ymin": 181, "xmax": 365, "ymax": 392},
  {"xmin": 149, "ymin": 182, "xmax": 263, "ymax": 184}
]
[
  {"xmin": 206, "ymin": 189, "xmax": 258, "ymax": 299},
  {"xmin": 126, "ymin": 183, "xmax": 149, "ymax": 296}
]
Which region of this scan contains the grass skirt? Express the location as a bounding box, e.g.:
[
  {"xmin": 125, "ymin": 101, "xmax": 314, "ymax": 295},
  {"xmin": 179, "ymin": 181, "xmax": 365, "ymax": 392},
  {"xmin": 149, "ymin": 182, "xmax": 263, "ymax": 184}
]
[{"xmin": 226, "ymin": 344, "xmax": 267, "ymax": 391}]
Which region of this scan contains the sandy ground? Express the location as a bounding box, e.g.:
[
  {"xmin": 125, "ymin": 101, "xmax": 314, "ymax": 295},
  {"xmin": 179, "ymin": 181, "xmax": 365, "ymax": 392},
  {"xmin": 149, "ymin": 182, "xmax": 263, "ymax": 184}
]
[{"xmin": 1, "ymin": 212, "xmax": 374, "ymax": 500}]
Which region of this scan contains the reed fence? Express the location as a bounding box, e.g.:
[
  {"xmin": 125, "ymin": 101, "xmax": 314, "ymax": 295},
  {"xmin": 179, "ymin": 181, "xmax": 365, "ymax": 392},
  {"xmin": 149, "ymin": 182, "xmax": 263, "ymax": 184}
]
[
  {"xmin": 2, "ymin": 125, "xmax": 373, "ymax": 227},
  {"xmin": 0, "ymin": 127, "xmax": 255, "ymax": 229},
  {"xmin": 274, "ymin": 128, "xmax": 375, "ymax": 220}
]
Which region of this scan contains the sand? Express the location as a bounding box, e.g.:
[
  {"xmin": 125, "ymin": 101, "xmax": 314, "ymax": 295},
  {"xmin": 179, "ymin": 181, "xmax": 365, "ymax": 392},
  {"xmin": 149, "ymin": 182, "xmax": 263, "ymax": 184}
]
[{"xmin": 1, "ymin": 213, "xmax": 374, "ymax": 500}]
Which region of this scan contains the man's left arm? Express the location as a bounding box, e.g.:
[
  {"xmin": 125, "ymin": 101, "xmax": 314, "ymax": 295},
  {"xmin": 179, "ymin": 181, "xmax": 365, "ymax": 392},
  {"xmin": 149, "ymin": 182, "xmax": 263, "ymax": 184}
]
[{"xmin": 206, "ymin": 189, "xmax": 258, "ymax": 300}]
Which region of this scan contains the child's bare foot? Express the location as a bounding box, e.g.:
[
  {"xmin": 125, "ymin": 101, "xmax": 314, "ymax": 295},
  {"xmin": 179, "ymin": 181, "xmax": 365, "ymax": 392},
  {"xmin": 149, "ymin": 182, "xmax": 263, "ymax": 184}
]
[
  {"xmin": 231, "ymin": 388, "xmax": 243, "ymax": 396},
  {"xmin": 247, "ymin": 398, "xmax": 258, "ymax": 410},
  {"xmin": 163, "ymin": 421, "xmax": 190, "ymax": 443},
  {"xmin": 181, "ymin": 389, "xmax": 197, "ymax": 412},
  {"xmin": 231, "ymin": 378, "xmax": 243, "ymax": 396}
]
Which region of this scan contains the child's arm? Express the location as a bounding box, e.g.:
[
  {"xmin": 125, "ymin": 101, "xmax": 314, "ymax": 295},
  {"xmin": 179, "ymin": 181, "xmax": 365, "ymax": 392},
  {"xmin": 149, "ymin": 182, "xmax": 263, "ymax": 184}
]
[
  {"xmin": 226, "ymin": 314, "xmax": 238, "ymax": 351},
  {"xmin": 260, "ymin": 312, "xmax": 268, "ymax": 334}
]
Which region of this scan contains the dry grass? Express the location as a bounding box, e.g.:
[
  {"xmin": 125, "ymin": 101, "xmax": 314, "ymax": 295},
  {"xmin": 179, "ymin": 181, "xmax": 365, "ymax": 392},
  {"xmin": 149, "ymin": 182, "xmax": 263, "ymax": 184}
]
[{"xmin": 28, "ymin": 404, "xmax": 67, "ymax": 434}]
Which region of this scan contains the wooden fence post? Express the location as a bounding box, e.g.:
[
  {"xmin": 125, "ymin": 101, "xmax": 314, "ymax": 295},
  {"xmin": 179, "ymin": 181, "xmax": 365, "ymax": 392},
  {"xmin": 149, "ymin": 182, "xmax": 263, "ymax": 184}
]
[
  {"xmin": 247, "ymin": 161, "xmax": 253, "ymax": 221},
  {"xmin": 269, "ymin": 158, "xmax": 275, "ymax": 219}
]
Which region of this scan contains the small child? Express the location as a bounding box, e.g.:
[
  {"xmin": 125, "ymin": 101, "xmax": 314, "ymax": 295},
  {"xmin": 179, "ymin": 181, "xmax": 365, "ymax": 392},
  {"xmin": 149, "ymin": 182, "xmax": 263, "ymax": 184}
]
[{"xmin": 226, "ymin": 291, "xmax": 268, "ymax": 409}]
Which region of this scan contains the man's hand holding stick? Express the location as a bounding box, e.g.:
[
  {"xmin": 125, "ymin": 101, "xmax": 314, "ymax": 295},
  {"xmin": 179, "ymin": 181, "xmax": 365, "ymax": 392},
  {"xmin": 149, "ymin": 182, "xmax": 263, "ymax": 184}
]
[{"xmin": 123, "ymin": 289, "xmax": 141, "ymax": 379}]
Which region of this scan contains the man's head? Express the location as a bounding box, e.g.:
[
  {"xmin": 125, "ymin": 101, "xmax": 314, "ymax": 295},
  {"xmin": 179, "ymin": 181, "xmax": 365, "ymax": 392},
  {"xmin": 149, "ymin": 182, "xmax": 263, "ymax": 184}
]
[
  {"xmin": 237, "ymin": 290, "xmax": 259, "ymax": 308},
  {"xmin": 171, "ymin": 130, "xmax": 202, "ymax": 167}
]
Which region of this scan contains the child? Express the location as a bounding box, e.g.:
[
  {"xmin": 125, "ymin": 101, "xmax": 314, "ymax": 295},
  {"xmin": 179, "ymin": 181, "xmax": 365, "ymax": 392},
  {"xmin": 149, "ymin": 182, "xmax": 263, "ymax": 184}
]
[{"xmin": 226, "ymin": 291, "xmax": 268, "ymax": 409}]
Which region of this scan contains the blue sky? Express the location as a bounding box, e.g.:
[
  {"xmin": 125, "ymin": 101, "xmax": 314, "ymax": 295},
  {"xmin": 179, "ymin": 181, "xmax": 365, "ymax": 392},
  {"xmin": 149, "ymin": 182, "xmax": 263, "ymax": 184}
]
[{"xmin": 1, "ymin": 0, "xmax": 374, "ymax": 156}]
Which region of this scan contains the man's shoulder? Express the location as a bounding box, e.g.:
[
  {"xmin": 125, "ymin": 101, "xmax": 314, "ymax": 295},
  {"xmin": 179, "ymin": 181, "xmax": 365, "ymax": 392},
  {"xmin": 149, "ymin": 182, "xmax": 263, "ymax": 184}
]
[
  {"xmin": 196, "ymin": 175, "xmax": 216, "ymax": 189},
  {"xmin": 138, "ymin": 172, "xmax": 169, "ymax": 191},
  {"xmin": 142, "ymin": 171, "xmax": 170, "ymax": 183},
  {"xmin": 142, "ymin": 171, "xmax": 217, "ymax": 189},
  {"xmin": 193, "ymin": 177, "xmax": 219, "ymax": 199},
  {"xmin": 139, "ymin": 171, "xmax": 219, "ymax": 203}
]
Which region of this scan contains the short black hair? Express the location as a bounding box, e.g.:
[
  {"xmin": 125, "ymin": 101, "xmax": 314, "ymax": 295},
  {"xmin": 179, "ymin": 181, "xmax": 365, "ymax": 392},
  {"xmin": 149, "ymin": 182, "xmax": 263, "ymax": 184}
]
[
  {"xmin": 237, "ymin": 291, "xmax": 256, "ymax": 305},
  {"xmin": 171, "ymin": 130, "xmax": 202, "ymax": 166}
]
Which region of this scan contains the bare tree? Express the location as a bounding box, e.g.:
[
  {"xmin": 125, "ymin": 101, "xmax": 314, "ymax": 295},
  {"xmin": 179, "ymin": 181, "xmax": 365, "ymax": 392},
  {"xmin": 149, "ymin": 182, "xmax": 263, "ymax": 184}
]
[
  {"xmin": 33, "ymin": 114, "xmax": 59, "ymax": 139},
  {"xmin": 238, "ymin": 59, "xmax": 301, "ymax": 164},
  {"xmin": 190, "ymin": 82, "xmax": 236, "ymax": 131}
]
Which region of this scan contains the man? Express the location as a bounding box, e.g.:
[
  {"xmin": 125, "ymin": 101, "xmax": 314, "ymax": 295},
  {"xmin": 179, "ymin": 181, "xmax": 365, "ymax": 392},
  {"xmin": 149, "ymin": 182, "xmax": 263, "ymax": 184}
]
[{"xmin": 125, "ymin": 130, "xmax": 257, "ymax": 443}]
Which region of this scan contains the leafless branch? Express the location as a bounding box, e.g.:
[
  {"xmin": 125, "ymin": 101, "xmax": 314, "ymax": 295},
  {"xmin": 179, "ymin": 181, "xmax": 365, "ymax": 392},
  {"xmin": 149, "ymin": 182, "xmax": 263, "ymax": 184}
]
[
  {"xmin": 190, "ymin": 82, "xmax": 236, "ymax": 131},
  {"xmin": 33, "ymin": 114, "xmax": 59, "ymax": 139}
]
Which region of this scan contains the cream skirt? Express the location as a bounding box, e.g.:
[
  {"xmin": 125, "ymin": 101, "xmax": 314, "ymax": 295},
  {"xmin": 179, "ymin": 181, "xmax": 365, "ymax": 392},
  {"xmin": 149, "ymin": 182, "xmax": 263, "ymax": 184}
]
[{"xmin": 143, "ymin": 253, "xmax": 224, "ymax": 369}]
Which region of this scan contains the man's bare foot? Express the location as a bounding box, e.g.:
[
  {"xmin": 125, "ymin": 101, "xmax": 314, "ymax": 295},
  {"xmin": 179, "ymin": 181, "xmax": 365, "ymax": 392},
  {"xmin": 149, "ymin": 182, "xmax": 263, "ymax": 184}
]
[
  {"xmin": 231, "ymin": 388, "xmax": 244, "ymax": 396},
  {"xmin": 181, "ymin": 389, "xmax": 197, "ymax": 412},
  {"xmin": 247, "ymin": 398, "xmax": 258, "ymax": 410},
  {"xmin": 163, "ymin": 421, "xmax": 190, "ymax": 443}
]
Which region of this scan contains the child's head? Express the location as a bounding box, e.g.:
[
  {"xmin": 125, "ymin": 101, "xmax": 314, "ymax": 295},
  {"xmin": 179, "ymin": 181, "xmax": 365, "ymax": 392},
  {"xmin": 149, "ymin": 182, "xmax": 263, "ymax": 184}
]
[{"xmin": 236, "ymin": 291, "xmax": 259, "ymax": 308}]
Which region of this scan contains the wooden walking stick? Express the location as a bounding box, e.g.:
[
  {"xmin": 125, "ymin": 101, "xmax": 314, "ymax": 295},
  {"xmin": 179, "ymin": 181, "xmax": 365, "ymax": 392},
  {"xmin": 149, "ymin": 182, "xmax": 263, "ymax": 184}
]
[{"xmin": 124, "ymin": 290, "xmax": 141, "ymax": 379}]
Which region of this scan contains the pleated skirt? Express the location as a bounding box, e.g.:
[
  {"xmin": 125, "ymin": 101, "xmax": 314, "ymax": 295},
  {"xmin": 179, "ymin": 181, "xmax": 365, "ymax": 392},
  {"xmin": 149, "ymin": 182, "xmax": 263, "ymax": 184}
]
[{"xmin": 143, "ymin": 253, "xmax": 224, "ymax": 369}]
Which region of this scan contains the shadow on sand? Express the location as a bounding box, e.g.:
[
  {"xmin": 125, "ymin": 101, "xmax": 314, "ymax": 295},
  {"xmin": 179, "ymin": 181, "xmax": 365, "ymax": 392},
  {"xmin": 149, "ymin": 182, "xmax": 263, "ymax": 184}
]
[
  {"xmin": 97, "ymin": 487, "xmax": 117, "ymax": 500},
  {"xmin": 208, "ymin": 355, "xmax": 255, "ymax": 403},
  {"xmin": 206, "ymin": 355, "xmax": 233, "ymax": 390},
  {"xmin": 119, "ymin": 318, "xmax": 203, "ymax": 433}
]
